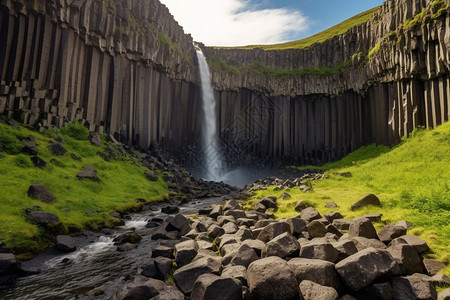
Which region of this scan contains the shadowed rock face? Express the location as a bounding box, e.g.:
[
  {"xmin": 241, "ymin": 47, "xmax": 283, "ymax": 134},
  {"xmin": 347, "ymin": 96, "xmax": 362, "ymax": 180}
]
[{"xmin": 0, "ymin": 0, "xmax": 449, "ymax": 167}]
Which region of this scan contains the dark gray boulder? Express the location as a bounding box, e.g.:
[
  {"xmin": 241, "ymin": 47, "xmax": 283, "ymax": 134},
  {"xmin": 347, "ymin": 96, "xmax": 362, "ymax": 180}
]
[
  {"xmin": 31, "ymin": 156, "xmax": 47, "ymax": 168},
  {"xmin": 257, "ymin": 196, "xmax": 277, "ymax": 210},
  {"xmin": 348, "ymin": 217, "xmax": 378, "ymax": 239},
  {"xmin": 27, "ymin": 211, "xmax": 60, "ymax": 225},
  {"xmin": 222, "ymin": 265, "xmax": 247, "ymax": 285},
  {"xmin": 151, "ymin": 245, "xmax": 173, "ymax": 258},
  {"xmin": 335, "ymin": 247, "xmax": 398, "ymax": 291},
  {"xmin": 88, "ymin": 131, "xmax": 101, "ymax": 146},
  {"xmin": 438, "ymin": 288, "xmax": 450, "ymax": 300},
  {"xmin": 49, "ymin": 143, "xmax": 67, "ymax": 156},
  {"xmin": 299, "ymin": 280, "xmax": 339, "ymax": 300},
  {"xmin": 0, "ymin": 253, "xmax": 17, "ymax": 274},
  {"xmin": 387, "ymin": 244, "xmax": 424, "ymax": 275},
  {"xmin": 324, "ymin": 212, "xmax": 344, "ymax": 223},
  {"xmin": 288, "ymin": 258, "xmax": 341, "ymax": 291},
  {"xmin": 300, "ymin": 240, "xmax": 339, "ymax": 263},
  {"xmin": 166, "ymin": 214, "xmax": 190, "ymax": 236},
  {"xmin": 209, "ymin": 205, "xmax": 223, "ymax": 219},
  {"xmin": 332, "ymin": 219, "xmax": 352, "ymax": 231},
  {"xmin": 308, "ymin": 220, "xmax": 328, "ymax": 239},
  {"xmin": 300, "ymin": 207, "xmax": 322, "ymax": 222},
  {"xmin": 230, "ymin": 244, "xmax": 258, "ymax": 268},
  {"xmin": 247, "ymin": 256, "xmax": 299, "ymax": 300},
  {"xmin": 262, "ymin": 232, "xmax": 300, "ymax": 259},
  {"xmin": 352, "ymin": 236, "xmax": 387, "ymax": 251},
  {"xmin": 76, "ymin": 166, "xmax": 100, "ymax": 182},
  {"xmin": 257, "ymin": 222, "xmax": 291, "ymax": 243},
  {"xmin": 207, "ymin": 225, "xmax": 225, "ymax": 239},
  {"xmin": 22, "ymin": 140, "xmax": 38, "ymax": 155},
  {"xmin": 174, "ymin": 240, "xmax": 199, "ymax": 268},
  {"xmin": 191, "ymin": 274, "xmax": 242, "ymax": 300},
  {"xmin": 56, "ymin": 235, "xmax": 76, "ymax": 252},
  {"xmin": 331, "ymin": 240, "xmax": 358, "ymax": 261},
  {"xmin": 223, "ymin": 200, "xmax": 241, "ymax": 211},
  {"xmin": 423, "ymin": 259, "xmax": 446, "ymax": 276},
  {"xmin": 173, "ymin": 257, "xmax": 221, "ymax": 295},
  {"xmin": 390, "ymin": 235, "xmax": 429, "ymax": 253},
  {"xmin": 391, "ymin": 275, "xmax": 437, "ymax": 300},
  {"xmin": 154, "ymin": 256, "xmax": 173, "ymax": 280},
  {"xmin": 161, "ymin": 205, "xmax": 180, "ymax": 214},
  {"xmin": 378, "ymin": 225, "xmax": 407, "ymax": 243},
  {"xmin": 286, "ymin": 217, "xmax": 307, "ymax": 236},
  {"xmin": 351, "ymin": 194, "xmax": 381, "ymax": 210},
  {"xmin": 355, "ymin": 282, "xmax": 393, "ymax": 300},
  {"xmin": 27, "ymin": 184, "xmax": 55, "ymax": 203},
  {"xmin": 224, "ymin": 210, "xmax": 247, "ymax": 220}
]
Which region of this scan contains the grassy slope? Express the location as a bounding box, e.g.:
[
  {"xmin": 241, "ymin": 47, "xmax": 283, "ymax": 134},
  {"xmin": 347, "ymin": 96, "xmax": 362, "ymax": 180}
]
[
  {"xmin": 0, "ymin": 122, "xmax": 167, "ymax": 257},
  {"xmin": 246, "ymin": 122, "xmax": 450, "ymax": 277},
  {"xmin": 218, "ymin": 7, "xmax": 379, "ymax": 50}
]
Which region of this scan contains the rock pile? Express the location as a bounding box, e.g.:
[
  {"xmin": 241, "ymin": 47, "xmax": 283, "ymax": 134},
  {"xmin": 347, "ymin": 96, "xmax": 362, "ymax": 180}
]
[
  {"xmin": 113, "ymin": 196, "xmax": 449, "ymax": 300},
  {"xmin": 247, "ymin": 173, "xmax": 324, "ymax": 192}
]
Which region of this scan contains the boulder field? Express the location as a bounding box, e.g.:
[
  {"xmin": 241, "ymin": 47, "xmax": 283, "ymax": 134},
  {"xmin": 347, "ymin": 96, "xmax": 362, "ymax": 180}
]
[{"xmin": 112, "ymin": 194, "xmax": 450, "ymax": 300}]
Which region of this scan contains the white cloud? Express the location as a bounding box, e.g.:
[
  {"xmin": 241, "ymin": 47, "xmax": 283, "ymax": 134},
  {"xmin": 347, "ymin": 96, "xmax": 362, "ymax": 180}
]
[{"xmin": 159, "ymin": 0, "xmax": 308, "ymax": 46}]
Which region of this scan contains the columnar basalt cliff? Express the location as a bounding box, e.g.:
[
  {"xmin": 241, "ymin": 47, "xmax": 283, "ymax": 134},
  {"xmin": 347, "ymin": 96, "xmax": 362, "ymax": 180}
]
[
  {"xmin": 0, "ymin": 0, "xmax": 201, "ymax": 154},
  {"xmin": 0, "ymin": 0, "xmax": 449, "ymax": 167}
]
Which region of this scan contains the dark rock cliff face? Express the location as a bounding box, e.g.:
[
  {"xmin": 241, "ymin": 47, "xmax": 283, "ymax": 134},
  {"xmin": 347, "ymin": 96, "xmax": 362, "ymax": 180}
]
[
  {"xmin": 0, "ymin": 0, "xmax": 202, "ymax": 154},
  {"xmin": 0, "ymin": 0, "xmax": 449, "ymax": 167}
]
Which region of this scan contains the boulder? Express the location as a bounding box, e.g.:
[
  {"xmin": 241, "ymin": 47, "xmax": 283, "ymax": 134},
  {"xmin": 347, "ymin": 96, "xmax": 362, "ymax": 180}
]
[
  {"xmin": 88, "ymin": 131, "xmax": 101, "ymax": 146},
  {"xmin": 141, "ymin": 259, "xmax": 164, "ymax": 280},
  {"xmin": 235, "ymin": 228, "xmax": 254, "ymax": 242},
  {"xmin": 76, "ymin": 166, "xmax": 100, "ymax": 182},
  {"xmin": 223, "ymin": 222, "xmax": 239, "ymax": 234},
  {"xmin": 348, "ymin": 217, "xmax": 378, "ymax": 239},
  {"xmin": 378, "ymin": 225, "xmax": 407, "ymax": 243},
  {"xmin": 31, "ymin": 156, "xmax": 47, "ymax": 168},
  {"xmin": 191, "ymin": 274, "xmax": 242, "ymax": 300},
  {"xmin": 262, "ymin": 232, "xmax": 300, "ymax": 259},
  {"xmin": 395, "ymin": 220, "xmax": 413, "ymax": 230},
  {"xmin": 280, "ymin": 192, "xmax": 291, "ymax": 200},
  {"xmin": 254, "ymin": 202, "xmax": 267, "ymax": 213},
  {"xmin": 173, "ymin": 257, "xmax": 221, "ymax": 294},
  {"xmin": 27, "ymin": 184, "xmax": 55, "ymax": 203},
  {"xmin": 331, "ymin": 240, "xmax": 358, "ymax": 261},
  {"xmin": 151, "ymin": 245, "xmax": 173, "ymax": 258},
  {"xmin": 300, "ymin": 207, "xmax": 322, "ymax": 223},
  {"xmin": 236, "ymin": 218, "xmax": 256, "ymax": 227},
  {"xmin": 209, "ymin": 205, "xmax": 223, "ymax": 219},
  {"xmin": 224, "ymin": 210, "xmax": 247, "ymax": 220},
  {"xmin": 247, "ymin": 256, "xmax": 299, "ymax": 300},
  {"xmin": 295, "ymin": 200, "xmax": 311, "ymax": 212},
  {"xmin": 352, "ymin": 237, "xmax": 387, "ymax": 251},
  {"xmin": 423, "ymin": 259, "xmax": 446, "ymax": 276},
  {"xmin": 324, "ymin": 212, "xmax": 344, "ymax": 223},
  {"xmin": 56, "ymin": 235, "xmax": 76, "ymax": 252},
  {"xmin": 351, "ymin": 194, "xmax": 381, "ymax": 210},
  {"xmin": 22, "ymin": 140, "xmax": 38, "ymax": 155},
  {"xmin": 0, "ymin": 253, "xmax": 17, "ymax": 274},
  {"xmin": 355, "ymin": 282, "xmax": 393, "ymax": 300},
  {"xmin": 308, "ymin": 220, "xmax": 328, "ymax": 239},
  {"xmin": 174, "ymin": 240, "xmax": 199, "ymax": 268},
  {"xmin": 254, "ymin": 219, "xmax": 276, "ymax": 229},
  {"xmin": 438, "ymin": 288, "xmax": 450, "ymax": 300},
  {"xmin": 257, "ymin": 196, "xmax": 278, "ymax": 210},
  {"xmin": 243, "ymin": 239, "xmax": 265, "ymax": 257},
  {"xmin": 257, "ymin": 222, "xmax": 291, "ymax": 243},
  {"xmin": 217, "ymin": 215, "xmax": 235, "ymax": 226},
  {"xmin": 335, "ymin": 247, "xmax": 398, "ymax": 291},
  {"xmin": 390, "ymin": 235, "xmax": 429, "ymax": 253},
  {"xmin": 387, "ymin": 244, "xmax": 424, "ymax": 275},
  {"xmin": 285, "ymin": 217, "xmax": 307, "ymax": 237},
  {"xmin": 154, "ymin": 256, "xmax": 173, "ymax": 280},
  {"xmin": 113, "ymin": 232, "xmax": 142, "ymax": 245},
  {"xmin": 166, "ymin": 214, "xmax": 190, "ymax": 235},
  {"xmin": 332, "ymin": 219, "xmax": 351, "ymax": 231},
  {"xmin": 207, "ymin": 225, "xmax": 225, "ymax": 239},
  {"xmin": 144, "ymin": 170, "xmax": 159, "ymax": 181},
  {"xmin": 48, "ymin": 143, "xmax": 67, "ymax": 156},
  {"xmin": 300, "ymin": 241, "xmax": 339, "ymax": 263},
  {"xmin": 117, "ymin": 243, "xmax": 138, "ymax": 252},
  {"xmin": 223, "ymin": 200, "xmax": 241, "ymax": 211},
  {"xmin": 326, "ymin": 224, "xmax": 343, "ymax": 238},
  {"xmin": 161, "ymin": 205, "xmax": 180, "ymax": 214},
  {"xmin": 230, "ymin": 244, "xmax": 258, "ymax": 268},
  {"xmin": 288, "ymin": 258, "xmax": 341, "ymax": 291},
  {"xmin": 27, "ymin": 211, "xmax": 60, "ymax": 225},
  {"xmin": 299, "ymin": 280, "xmax": 339, "ymax": 300},
  {"xmin": 222, "ymin": 265, "xmax": 247, "ymax": 284},
  {"xmin": 391, "ymin": 275, "xmax": 437, "ymax": 300}
]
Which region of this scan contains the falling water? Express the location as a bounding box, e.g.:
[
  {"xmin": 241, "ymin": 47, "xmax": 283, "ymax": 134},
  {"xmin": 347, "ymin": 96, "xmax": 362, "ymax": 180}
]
[{"xmin": 196, "ymin": 48, "xmax": 222, "ymax": 181}]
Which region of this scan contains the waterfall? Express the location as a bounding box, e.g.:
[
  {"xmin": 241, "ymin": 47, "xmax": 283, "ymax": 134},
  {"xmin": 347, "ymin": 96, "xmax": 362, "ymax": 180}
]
[{"xmin": 196, "ymin": 48, "xmax": 222, "ymax": 181}]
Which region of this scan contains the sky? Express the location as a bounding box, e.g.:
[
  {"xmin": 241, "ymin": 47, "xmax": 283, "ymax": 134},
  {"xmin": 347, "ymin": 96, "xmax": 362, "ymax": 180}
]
[{"xmin": 159, "ymin": 0, "xmax": 385, "ymax": 47}]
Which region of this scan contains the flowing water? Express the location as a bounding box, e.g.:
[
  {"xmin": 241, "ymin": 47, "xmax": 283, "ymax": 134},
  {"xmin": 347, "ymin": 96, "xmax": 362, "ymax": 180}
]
[
  {"xmin": 0, "ymin": 198, "xmax": 223, "ymax": 300},
  {"xmin": 196, "ymin": 49, "xmax": 223, "ymax": 181}
]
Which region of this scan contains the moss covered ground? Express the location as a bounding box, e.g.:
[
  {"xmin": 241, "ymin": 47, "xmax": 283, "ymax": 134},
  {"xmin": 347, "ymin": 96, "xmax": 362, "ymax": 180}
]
[
  {"xmin": 245, "ymin": 122, "xmax": 450, "ymax": 278},
  {"xmin": 0, "ymin": 121, "xmax": 168, "ymax": 258}
]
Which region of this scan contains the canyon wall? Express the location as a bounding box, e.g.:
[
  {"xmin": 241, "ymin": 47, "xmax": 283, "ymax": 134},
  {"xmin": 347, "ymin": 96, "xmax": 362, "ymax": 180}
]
[
  {"xmin": 0, "ymin": 0, "xmax": 449, "ymax": 167},
  {"xmin": 203, "ymin": 0, "xmax": 450, "ymax": 164},
  {"xmin": 0, "ymin": 0, "xmax": 202, "ymax": 155}
]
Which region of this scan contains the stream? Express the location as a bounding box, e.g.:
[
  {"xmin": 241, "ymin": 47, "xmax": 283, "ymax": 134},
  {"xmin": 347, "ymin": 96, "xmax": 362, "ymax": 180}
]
[{"xmin": 0, "ymin": 197, "xmax": 223, "ymax": 300}]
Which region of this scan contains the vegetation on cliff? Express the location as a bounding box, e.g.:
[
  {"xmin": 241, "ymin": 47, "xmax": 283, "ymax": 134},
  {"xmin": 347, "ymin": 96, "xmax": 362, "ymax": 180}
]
[
  {"xmin": 246, "ymin": 122, "xmax": 450, "ymax": 277},
  {"xmin": 0, "ymin": 121, "xmax": 167, "ymax": 258}
]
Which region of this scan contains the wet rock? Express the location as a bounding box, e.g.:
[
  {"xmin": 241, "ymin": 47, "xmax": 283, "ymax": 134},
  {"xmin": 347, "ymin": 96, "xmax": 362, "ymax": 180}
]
[
  {"xmin": 308, "ymin": 220, "xmax": 328, "ymax": 239},
  {"xmin": 300, "ymin": 207, "xmax": 322, "ymax": 222},
  {"xmin": 378, "ymin": 225, "xmax": 407, "ymax": 243},
  {"xmin": 117, "ymin": 243, "xmax": 138, "ymax": 252},
  {"xmin": 114, "ymin": 232, "xmax": 142, "ymax": 245},
  {"xmin": 288, "ymin": 258, "xmax": 341, "ymax": 291},
  {"xmin": 191, "ymin": 274, "xmax": 242, "ymax": 300},
  {"xmin": 335, "ymin": 247, "xmax": 398, "ymax": 291},
  {"xmin": 300, "ymin": 240, "xmax": 339, "ymax": 263},
  {"xmin": 77, "ymin": 166, "xmax": 100, "ymax": 182},
  {"xmin": 0, "ymin": 253, "xmax": 17, "ymax": 274},
  {"xmin": 31, "ymin": 156, "xmax": 47, "ymax": 168},
  {"xmin": 355, "ymin": 282, "xmax": 393, "ymax": 300},
  {"xmin": 27, "ymin": 211, "xmax": 60, "ymax": 225},
  {"xmin": 161, "ymin": 205, "xmax": 180, "ymax": 214},
  {"xmin": 175, "ymin": 240, "xmax": 199, "ymax": 268},
  {"xmin": 247, "ymin": 256, "xmax": 299, "ymax": 300},
  {"xmin": 262, "ymin": 232, "xmax": 300, "ymax": 259},
  {"xmin": 173, "ymin": 257, "xmax": 221, "ymax": 294},
  {"xmin": 348, "ymin": 217, "xmax": 378, "ymax": 239},
  {"xmin": 257, "ymin": 222, "xmax": 291, "ymax": 243},
  {"xmin": 299, "ymin": 280, "xmax": 339, "ymax": 300},
  {"xmin": 146, "ymin": 221, "xmax": 159, "ymax": 228},
  {"xmin": 88, "ymin": 131, "xmax": 101, "ymax": 146},
  {"xmin": 388, "ymin": 244, "xmax": 424, "ymax": 275},
  {"xmin": 423, "ymin": 259, "xmax": 446, "ymax": 276},
  {"xmin": 351, "ymin": 194, "xmax": 381, "ymax": 211},
  {"xmin": 166, "ymin": 214, "xmax": 190, "ymax": 235},
  {"xmin": 141, "ymin": 260, "xmax": 164, "ymax": 280},
  {"xmin": 391, "ymin": 275, "xmax": 437, "ymax": 300},
  {"xmin": 144, "ymin": 170, "xmax": 159, "ymax": 181},
  {"xmin": 56, "ymin": 235, "xmax": 76, "ymax": 252},
  {"xmin": 27, "ymin": 184, "xmax": 55, "ymax": 203},
  {"xmin": 49, "ymin": 143, "xmax": 67, "ymax": 156}
]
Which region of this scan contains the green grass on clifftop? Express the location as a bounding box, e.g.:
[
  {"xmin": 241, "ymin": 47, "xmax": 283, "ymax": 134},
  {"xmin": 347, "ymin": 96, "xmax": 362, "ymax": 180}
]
[
  {"xmin": 0, "ymin": 121, "xmax": 168, "ymax": 258},
  {"xmin": 218, "ymin": 6, "xmax": 379, "ymax": 50},
  {"xmin": 246, "ymin": 122, "xmax": 450, "ymax": 278}
]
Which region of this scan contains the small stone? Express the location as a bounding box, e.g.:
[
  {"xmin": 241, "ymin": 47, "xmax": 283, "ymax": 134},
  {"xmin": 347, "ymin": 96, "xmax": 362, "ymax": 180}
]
[
  {"xmin": 351, "ymin": 194, "xmax": 381, "ymax": 210},
  {"xmin": 77, "ymin": 166, "xmax": 100, "ymax": 182},
  {"xmin": 325, "ymin": 202, "xmax": 338, "ymax": 208}
]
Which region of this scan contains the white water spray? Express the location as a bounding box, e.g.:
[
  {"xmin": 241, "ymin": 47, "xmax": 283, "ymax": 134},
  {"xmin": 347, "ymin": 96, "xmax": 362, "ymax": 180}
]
[{"xmin": 196, "ymin": 47, "xmax": 222, "ymax": 181}]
